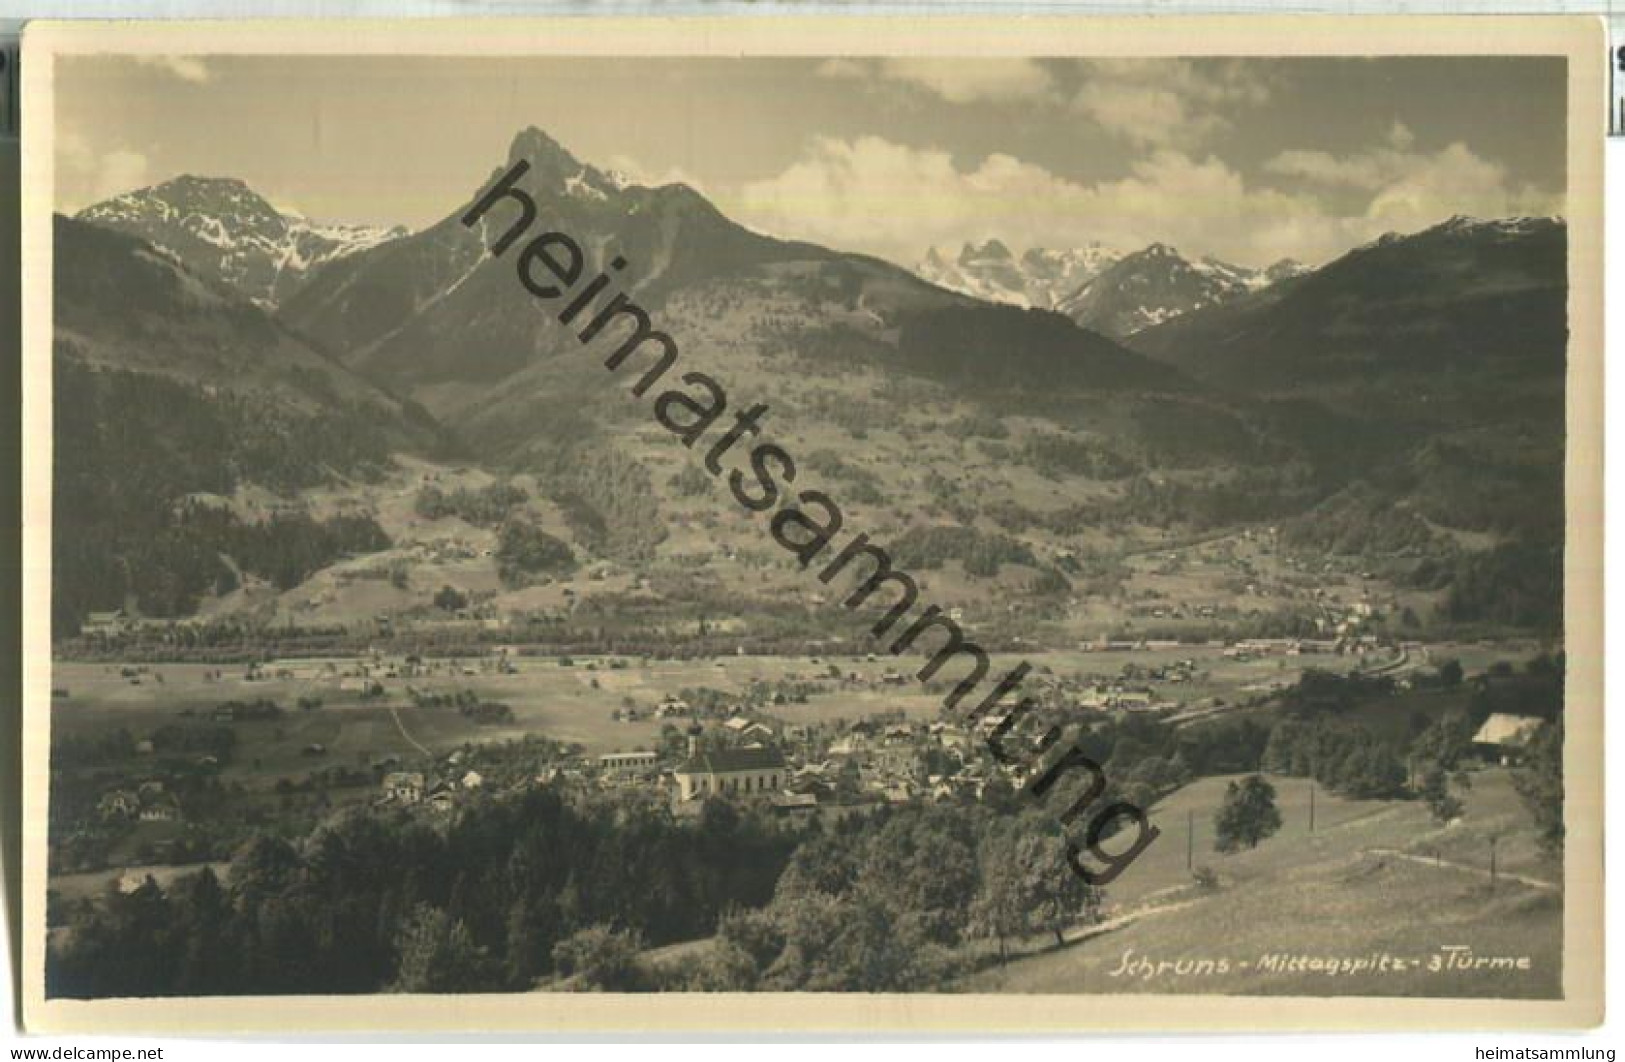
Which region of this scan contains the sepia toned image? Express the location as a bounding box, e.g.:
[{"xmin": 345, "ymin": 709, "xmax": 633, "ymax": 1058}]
[{"xmin": 17, "ymin": 17, "xmax": 1604, "ymax": 1034}]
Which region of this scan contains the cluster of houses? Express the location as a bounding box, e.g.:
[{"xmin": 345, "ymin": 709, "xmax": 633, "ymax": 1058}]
[
  {"xmin": 582, "ymin": 707, "xmax": 1048, "ymax": 820},
  {"xmin": 1221, "ymin": 635, "xmax": 1384, "ymax": 660},
  {"xmin": 351, "ymin": 698, "xmax": 1031, "ymax": 825},
  {"xmin": 86, "ymin": 667, "xmax": 1559, "ymax": 845},
  {"xmin": 97, "ymin": 780, "xmax": 181, "ymax": 823},
  {"xmin": 377, "ymin": 764, "xmax": 486, "ymax": 811},
  {"xmin": 246, "ymin": 648, "xmax": 521, "ymax": 689}
]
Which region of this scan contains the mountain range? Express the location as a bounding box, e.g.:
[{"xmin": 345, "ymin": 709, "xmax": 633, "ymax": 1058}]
[
  {"xmin": 1127, "ymin": 215, "xmax": 1564, "ymax": 396},
  {"xmin": 916, "ymin": 240, "xmax": 1118, "ymax": 310},
  {"xmin": 1058, "ymin": 245, "xmax": 1306, "ymax": 337},
  {"xmin": 273, "ymin": 128, "xmax": 1192, "ymax": 453},
  {"xmin": 916, "ymin": 237, "xmax": 1308, "ymax": 337},
  {"xmin": 76, "ymin": 176, "xmax": 406, "ymax": 309},
  {"xmin": 52, "ymin": 125, "xmax": 1568, "ymax": 637}
]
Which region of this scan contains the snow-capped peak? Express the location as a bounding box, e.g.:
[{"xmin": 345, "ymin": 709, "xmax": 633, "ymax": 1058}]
[
  {"xmin": 1431, "ymin": 214, "xmax": 1562, "ymax": 239},
  {"xmin": 917, "ymin": 240, "xmax": 1120, "ymax": 310},
  {"xmin": 75, "ymin": 176, "xmax": 407, "ymax": 308}
]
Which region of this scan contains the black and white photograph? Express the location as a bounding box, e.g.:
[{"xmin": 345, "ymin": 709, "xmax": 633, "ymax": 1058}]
[{"xmin": 16, "ymin": 16, "xmax": 1605, "ymax": 1034}]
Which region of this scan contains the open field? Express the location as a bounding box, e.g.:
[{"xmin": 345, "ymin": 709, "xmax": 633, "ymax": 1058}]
[
  {"xmin": 50, "ymin": 637, "xmax": 1523, "ymax": 766},
  {"xmin": 955, "ymin": 770, "xmax": 1560, "ymax": 996},
  {"xmin": 46, "ymin": 627, "xmax": 1562, "ymax": 999},
  {"xmin": 52, "ymin": 655, "xmax": 938, "ymax": 763},
  {"xmin": 51, "ymin": 861, "xmax": 233, "ymax": 905}
]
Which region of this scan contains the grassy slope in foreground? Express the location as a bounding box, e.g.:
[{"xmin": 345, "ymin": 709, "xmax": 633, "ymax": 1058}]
[{"xmin": 957, "ymin": 770, "xmax": 1560, "ymax": 997}]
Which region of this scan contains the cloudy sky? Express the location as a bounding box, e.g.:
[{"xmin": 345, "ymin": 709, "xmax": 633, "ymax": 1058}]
[{"xmin": 54, "ymin": 54, "xmax": 1565, "ymax": 268}]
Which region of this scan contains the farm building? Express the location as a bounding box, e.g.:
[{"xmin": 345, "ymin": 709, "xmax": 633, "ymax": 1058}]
[
  {"xmin": 138, "ymin": 793, "xmax": 180, "ymax": 822},
  {"xmin": 1473, "ymin": 713, "xmax": 1547, "ymax": 766},
  {"xmin": 97, "ymin": 789, "xmax": 140, "ymax": 821},
  {"xmin": 381, "ymin": 771, "xmax": 426, "ymax": 805},
  {"xmin": 83, "ymin": 609, "xmax": 130, "ymax": 635}
]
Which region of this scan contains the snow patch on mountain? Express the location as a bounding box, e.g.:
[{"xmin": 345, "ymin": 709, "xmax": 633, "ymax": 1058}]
[
  {"xmin": 1058, "ymin": 244, "xmax": 1309, "ymax": 337},
  {"xmin": 77, "ymin": 176, "xmax": 408, "ymax": 308},
  {"xmin": 916, "ymin": 240, "xmax": 1119, "ymax": 309}
]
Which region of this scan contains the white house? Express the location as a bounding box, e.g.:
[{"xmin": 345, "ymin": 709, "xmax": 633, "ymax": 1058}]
[{"xmin": 674, "ymin": 745, "xmax": 787, "ymax": 803}]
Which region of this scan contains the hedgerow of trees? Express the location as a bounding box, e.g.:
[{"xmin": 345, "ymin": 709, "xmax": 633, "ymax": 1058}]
[{"xmin": 414, "ymin": 482, "xmax": 527, "ymax": 527}]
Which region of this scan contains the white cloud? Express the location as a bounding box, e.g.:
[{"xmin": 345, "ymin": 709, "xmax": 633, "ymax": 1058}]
[
  {"xmin": 727, "ymin": 135, "xmax": 1310, "ymax": 266},
  {"xmin": 57, "ymin": 132, "xmax": 152, "ymax": 209},
  {"xmin": 133, "ymin": 56, "xmax": 212, "ymax": 83},
  {"xmin": 727, "ymin": 136, "xmax": 1029, "ymax": 265},
  {"xmin": 603, "ymin": 153, "xmax": 708, "ymax": 194},
  {"xmin": 1072, "ymin": 82, "xmax": 1217, "ymax": 149},
  {"xmin": 816, "ymin": 57, "xmax": 1056, "ymax": 104},
  {"xmin": 1071, "ymin": 59, "xmax": 1272, "ymax": 148},
  {"xmin": 1263, "ymin": 138, "xmax": 1558, "ymax": 233},
  {"xmin": 1265, "ymin": 147, "xmax": 1373, "ymax": 188},
  {"xmin": 725, "ymin": 130, "xmax": 1560, "ymax": 270},
  {"xmin": 878, "ymin": 58, "xmax": 1054, "ymax": 103},
  {"xmin": 263, "ymin": 192, "xmax": 311, "ymax": 219},
  {"xmin": 96, "ymin": 151, "xmax": 153, "ymax": 199}
]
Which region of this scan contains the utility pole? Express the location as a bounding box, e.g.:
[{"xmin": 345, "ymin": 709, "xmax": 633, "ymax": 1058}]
[{"xmin": 1308, "ymin": 779, "xmax": 1316, "ymax": 833}]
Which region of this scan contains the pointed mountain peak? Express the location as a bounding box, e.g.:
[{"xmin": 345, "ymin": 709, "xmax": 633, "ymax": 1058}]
[
  {"xmin": 81, "ymin": 174, "xmax": 279, "ymax": 218},
  {"xmin": 501, "ymin": 126, "xmax": 619, "ymax": 202},
  {"xmin": 960, "ymin": 238, "xmax": 1012, "ymax": 264},
  {"xmin": 74, "ymin": 172, "xmax": 404, "ymax": 309},
  {"xmin": 507, "ymin": 126, "xmax": 580, "ymax": 169},
  {"xmin": 77, "ymin": 175, "xmax": 290, "ymax": 246}
]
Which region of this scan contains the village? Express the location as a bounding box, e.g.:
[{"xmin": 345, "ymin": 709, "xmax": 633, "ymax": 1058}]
[{"xmin": 59, "ymin": 620, "xmax": 1554, "ymax": 888}]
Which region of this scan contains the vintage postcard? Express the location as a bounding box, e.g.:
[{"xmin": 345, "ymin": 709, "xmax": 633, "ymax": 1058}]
[{"xmin": 17, "ymin": 16, "xmax": 1604, "ymax": 1033}]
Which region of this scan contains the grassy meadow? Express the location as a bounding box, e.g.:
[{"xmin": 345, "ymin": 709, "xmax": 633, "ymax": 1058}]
[{"xmin": 956, "ymin": 770, "xmax": 1560, "ymax": 997}]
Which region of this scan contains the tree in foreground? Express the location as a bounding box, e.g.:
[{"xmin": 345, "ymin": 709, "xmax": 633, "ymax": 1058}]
[
  {"xmin": 391, "ymin": 904, "xmax": 506, "ymax": 993},
  {"xmin": 1513, "ymin": 719, "xmax": 1564, "ymax": 853},
  {"xmin": 1214, "ymin": 775, "xmax": 1282, "ymax": 853},
  {"xmin": 1411, "ymin": 711, "xmax": 1475, "ymax": 772},
  {"xmin": 969, "ymin": 828, "xmax": 1103, "ymax": 960},
  {"xmin": 1420, "ymin": 766, "xmax": 1464, "ymax": 824},
  {"xmin": 551, "ymin": 924, "xmax": 647, "ymax": 991}
]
